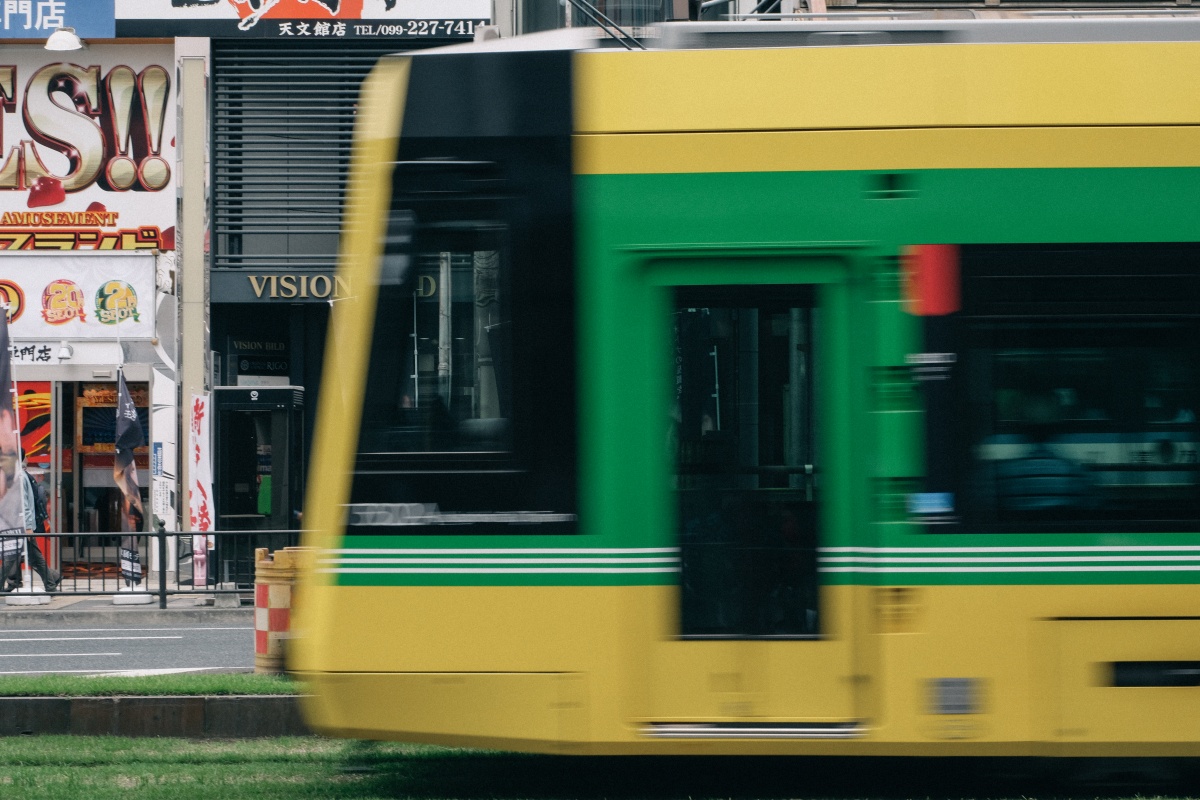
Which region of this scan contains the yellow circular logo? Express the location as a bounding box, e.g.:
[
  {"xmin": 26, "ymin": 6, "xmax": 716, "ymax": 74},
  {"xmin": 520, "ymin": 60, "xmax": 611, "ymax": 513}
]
[
  {"xmin": 42, "ymin": 280, "xmax": 86, "ymax": 326},
  {"xmin": 0, "ymin": 281, "xmax": 24, "ymax": 323}
]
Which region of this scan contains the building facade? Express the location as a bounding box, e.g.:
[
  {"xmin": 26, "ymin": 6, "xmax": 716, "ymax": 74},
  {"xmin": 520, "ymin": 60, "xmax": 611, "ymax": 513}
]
[
  {"xmin": 0, "ymin": 1, "xmax": 486, "ymax": 578},
  {"xmin": 0, "ymin": 31, "xmax": 178, "ymax": 574}
]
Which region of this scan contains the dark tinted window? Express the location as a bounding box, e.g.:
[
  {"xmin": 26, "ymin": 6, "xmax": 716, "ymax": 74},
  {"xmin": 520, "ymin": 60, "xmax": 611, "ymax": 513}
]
[
  {"xmin": 349, "ymin": 136, "xmax": 576, "ymax": 535},
  {"xmin": 673, "ymin": 286, "xmax": 821, "ymax": 637},
  {"xmin": 920, "ymin": 243, "xmax": 1200, "ymax": 532},
  {"xmin": 362, "ymin": 188, "xmax": 512, "ymax": 456}
]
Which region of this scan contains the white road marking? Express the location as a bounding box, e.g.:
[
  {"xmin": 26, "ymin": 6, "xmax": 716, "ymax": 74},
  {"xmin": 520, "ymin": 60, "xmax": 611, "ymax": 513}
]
[
  {"xmin": 0, "ymin": 636, "xmax": 183, "ymax": 642},
  {"xmin": 0, "ymin": 652, "xmax": 120, "ymax": 657},
  {"xmin": 87, "ymin": 667, "xmax": 220, "ymax": 677},
  {"xmin": 0, "ymin": 627, "xmax": 250, "ymax": 633},
  {"xmin": 0, "ymin": 667, "xmax": 223, "ymax": 675}
]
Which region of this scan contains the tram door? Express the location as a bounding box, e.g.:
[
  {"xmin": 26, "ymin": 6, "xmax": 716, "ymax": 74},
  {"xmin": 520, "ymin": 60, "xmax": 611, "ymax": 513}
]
[{"xmin": 653, "ymin": 270, "xmax": 861, "ymax": 725}]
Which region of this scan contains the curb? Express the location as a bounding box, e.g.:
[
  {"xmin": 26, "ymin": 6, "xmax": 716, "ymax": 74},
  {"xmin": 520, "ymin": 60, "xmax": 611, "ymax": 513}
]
[
  {"xmin": 0, "ymin": 694, "xmax": 310, "ymax": 737},
  {"xmin": 0, "ymin": 608, "xmax": 253, "ymax": 628}
]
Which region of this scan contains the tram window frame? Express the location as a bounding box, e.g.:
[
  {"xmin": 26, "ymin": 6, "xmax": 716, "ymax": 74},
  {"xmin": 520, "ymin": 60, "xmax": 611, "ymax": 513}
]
[
  {"xmin": 362, "ymin": 201, "xmax": 516, "ymax": 462},
  {"xmin": 349, "ymin": 142, "xmax": 578, "ymax": 534},
  {"xmin": 918, "ymin": 243, "xmax": 1200, "ymax": 534}
]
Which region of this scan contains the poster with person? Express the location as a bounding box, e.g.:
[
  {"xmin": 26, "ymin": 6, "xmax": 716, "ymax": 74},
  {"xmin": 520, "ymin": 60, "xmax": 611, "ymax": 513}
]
[
  {"xmin": 114, "ymin": 368, "xmax": 146, "ymax": 585},
  {"xmin": 0, "ymin": 307, "xmax": 26, "ymax": 587}
]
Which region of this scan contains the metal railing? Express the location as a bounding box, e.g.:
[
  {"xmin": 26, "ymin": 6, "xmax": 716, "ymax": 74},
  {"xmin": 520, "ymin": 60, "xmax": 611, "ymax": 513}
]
[{"xmin": 1, "ymin": 529, "xmax": 302, "ymax": 609}]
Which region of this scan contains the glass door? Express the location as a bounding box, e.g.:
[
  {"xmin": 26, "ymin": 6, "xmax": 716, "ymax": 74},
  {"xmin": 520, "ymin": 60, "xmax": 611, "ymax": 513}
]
[
  {"xmin": 673, "ymin": 286, "xmax": 820, "ymax": 638},
  {"xmin": 651, "ymin": 268, "xmax": 861, "ymax": 728}
]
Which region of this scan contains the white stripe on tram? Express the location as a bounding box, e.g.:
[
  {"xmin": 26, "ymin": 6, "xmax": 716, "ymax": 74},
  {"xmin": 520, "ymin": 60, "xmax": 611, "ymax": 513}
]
[
  {"xmin": 821, "ymin": 564, "xmax": 1200, "ymax": 573},
  {"xmin": 323, "ymin": 557, "xmax": 680, "ymax": 565},
  {"xmin": 821, "ymin": 545, "xmax": 1200, "ymax": 554},
  {"xmin": 819, "ymin": 555, "xmax": 1200, "ymax": 564},
  {"xmin": 320, "ymin": 566, "xmax": 681, "ymax": 574},
  {"xmin": 327, "ymin": 547, "xmax": 680, "ymax": 555}
]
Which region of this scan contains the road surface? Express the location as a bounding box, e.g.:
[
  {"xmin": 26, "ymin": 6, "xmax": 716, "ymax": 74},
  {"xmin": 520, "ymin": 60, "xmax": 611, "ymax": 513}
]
[{"xmin": 0, "ymin": 624, "xmax": 254, "ymax": 675}]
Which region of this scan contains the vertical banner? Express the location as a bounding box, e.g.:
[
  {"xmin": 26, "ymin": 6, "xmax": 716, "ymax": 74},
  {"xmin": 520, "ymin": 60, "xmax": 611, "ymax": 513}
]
[
  {"xmin": 114, "ymin": 369, "xmax": 146, "ymax": 585},
  {"xmin": 189, "ymin": 394, "xmax": 214, "ymax": 585},
  {"xmin": 0, "ymin": 310, "xmax": 24, "ymax": 580},
  {"xmin": 16, "ymin": 382, "xmax": 53, "ymax": 569}
]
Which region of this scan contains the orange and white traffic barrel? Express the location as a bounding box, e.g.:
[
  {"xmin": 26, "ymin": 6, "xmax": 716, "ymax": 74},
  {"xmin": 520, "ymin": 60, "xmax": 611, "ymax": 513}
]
[{"xmin": 254, "ymin": 547, "xmax": 305, "ymax": 674}]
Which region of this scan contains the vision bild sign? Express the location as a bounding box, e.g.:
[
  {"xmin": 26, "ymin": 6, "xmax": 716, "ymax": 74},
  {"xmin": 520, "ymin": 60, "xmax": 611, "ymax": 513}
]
[
  {"xmin": 0, "ymin": 46, "xmax": 176, "ymax": 253},
  {"xmin": 116, "ymin": 0, "xmax": 489, "ymax": 39}
]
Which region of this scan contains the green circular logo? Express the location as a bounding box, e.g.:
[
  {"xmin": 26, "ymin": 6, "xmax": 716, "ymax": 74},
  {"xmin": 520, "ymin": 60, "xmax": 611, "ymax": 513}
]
[{"xmin": 95, "ymin": 280, "xmax": 139, "ymax": 325}]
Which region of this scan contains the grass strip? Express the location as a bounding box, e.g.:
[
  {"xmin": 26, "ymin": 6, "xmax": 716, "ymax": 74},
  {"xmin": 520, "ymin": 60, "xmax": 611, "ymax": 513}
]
[
  {"xmin": 0, "ymin": 672, "xmax": 300, "ymax": 697},
  {"xmin": 4, "ymin": 736, "xmax": 1196, "ymax": 800},
  {"xmin": 1, "ymin": 737, "xmax": 1195, "ymax": 800},
  {"xmin": 0, "ymin": 737, "xmax": 491, "ymax": 800},
  {"xmin": 1, "ymin": 736, "xmax": 380, "ymax": 800}
]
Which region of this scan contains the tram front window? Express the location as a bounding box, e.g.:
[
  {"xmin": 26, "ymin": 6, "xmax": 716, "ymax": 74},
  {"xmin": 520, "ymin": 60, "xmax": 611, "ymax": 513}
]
[
  {"xmin": 349, "ymin": 148, "xmax": 577, "ymax": 532},
  {"xmin": 362, "ymin": 204, "xmax": 513, "ymax": 456},
  {"xmin": 672, "ymin": 286, "xmax": 820, "ymax": 638}
]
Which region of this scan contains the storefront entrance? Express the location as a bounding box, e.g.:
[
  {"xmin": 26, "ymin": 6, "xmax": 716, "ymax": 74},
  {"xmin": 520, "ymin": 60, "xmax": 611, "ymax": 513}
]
[{"xmin": 15, "ymin": 376, "xmax": 150, "ymax": 574}]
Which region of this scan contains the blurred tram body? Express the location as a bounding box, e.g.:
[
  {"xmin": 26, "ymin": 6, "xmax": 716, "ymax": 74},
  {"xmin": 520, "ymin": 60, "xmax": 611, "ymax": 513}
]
[{"xmin": 291, "ymin": 17, "xmax": 1200, "ymax": 755}]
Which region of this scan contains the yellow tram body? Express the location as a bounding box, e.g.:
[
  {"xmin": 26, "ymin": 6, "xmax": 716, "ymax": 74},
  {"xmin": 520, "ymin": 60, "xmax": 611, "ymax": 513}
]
[{"xmin": 292, "ymin": 20, "xmax": 1200, "ymax": 755}]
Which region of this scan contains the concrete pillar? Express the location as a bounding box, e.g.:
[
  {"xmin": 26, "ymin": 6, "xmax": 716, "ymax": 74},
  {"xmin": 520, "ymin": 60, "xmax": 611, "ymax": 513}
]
[{"xmin": 177, "ymin": 39, "xmax": 211, "ymax": 537}]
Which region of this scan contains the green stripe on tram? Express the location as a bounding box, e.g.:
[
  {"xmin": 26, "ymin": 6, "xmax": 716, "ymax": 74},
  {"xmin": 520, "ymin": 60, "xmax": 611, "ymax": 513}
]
[{"xmin": 337, "ymin": 163, "xmax": 1200, "ymax": 589}]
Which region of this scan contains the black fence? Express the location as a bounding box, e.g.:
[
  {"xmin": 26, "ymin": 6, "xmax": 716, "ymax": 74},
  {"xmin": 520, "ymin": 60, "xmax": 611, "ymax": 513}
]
[{"xmin": 0, "ymin": 530, "xmax": 302, "ymax": 609}]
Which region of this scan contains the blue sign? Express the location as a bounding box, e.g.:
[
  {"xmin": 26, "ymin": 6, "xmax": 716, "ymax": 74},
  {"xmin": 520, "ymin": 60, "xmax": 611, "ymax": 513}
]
[
  {"xmin": 152, "ymin": 441, "xmax": 163, "ymax": 478},
  {"xmin": 1, "ymin": 0, "xmax": 115, "ymax": 39},
  {"xmin": 907, "ymin": 492, "xmax": 955, "ymax": 517}
]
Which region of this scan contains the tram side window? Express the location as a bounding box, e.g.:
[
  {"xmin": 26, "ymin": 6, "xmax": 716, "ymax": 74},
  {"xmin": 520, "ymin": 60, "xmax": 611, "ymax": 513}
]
[
  {"xmin": 927, "ymin": 243, "xmax": 1200, "ymax": 532},
  {"xmin": 673, "ymin": 286, "xmax": 820, "ymax": 638}
]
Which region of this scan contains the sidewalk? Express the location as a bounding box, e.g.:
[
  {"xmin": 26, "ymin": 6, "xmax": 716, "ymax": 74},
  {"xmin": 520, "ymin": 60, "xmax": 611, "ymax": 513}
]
[
  {"xmin": 0, "ymin": 591, "xmax": 253, "ymax": 627},
  {"xmin": 0, "ymin": 614, "xmax": 310, "ymax": 737},
  {"xmin": 0, "ymin": 590, "xmax": 301, "ymax": 736}
]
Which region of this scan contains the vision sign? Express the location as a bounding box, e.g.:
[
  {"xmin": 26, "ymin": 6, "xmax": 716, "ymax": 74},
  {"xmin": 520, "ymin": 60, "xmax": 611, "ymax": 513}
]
[
  {"xmin": 0, "ymin": 46, "xmax": 175, "ymax": 252},
  {"xmin": 210, "ymin": 270, "xmax": 352, "ymax": 303}
]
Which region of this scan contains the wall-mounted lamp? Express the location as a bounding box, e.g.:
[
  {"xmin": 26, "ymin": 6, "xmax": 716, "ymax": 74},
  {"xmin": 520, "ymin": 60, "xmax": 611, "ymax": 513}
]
[
  {"xmin": 57, "ymin": 341, "xmax": 73, "ymax": 360},
  {"xmin": 45, "ymin": 27, "xmax": 85, "ymax": 51}
]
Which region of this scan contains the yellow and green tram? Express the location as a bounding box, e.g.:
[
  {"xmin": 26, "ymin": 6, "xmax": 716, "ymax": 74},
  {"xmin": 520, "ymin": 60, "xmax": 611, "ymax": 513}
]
[{"xmin": 291, "ymin": 18, "xmax": 1200, "ymax": 756}]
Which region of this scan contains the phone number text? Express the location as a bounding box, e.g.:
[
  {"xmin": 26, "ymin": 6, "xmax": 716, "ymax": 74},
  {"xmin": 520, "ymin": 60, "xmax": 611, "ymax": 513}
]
[{"xmin": 351, "ymin": 20, "xmax": 485, "ymax": 37}]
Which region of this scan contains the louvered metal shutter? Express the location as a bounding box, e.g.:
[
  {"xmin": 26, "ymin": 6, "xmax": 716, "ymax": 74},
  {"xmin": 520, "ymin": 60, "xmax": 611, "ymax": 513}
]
[{"xmin": 212, "ymin": 40, "xmax": 423, "ymax": 271}]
